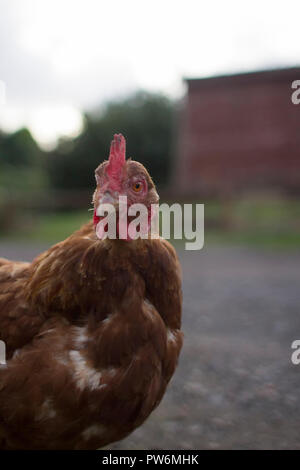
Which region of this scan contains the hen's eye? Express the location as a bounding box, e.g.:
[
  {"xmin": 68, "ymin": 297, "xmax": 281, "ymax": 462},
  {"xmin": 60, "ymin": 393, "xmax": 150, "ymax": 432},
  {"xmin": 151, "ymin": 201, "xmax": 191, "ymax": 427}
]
[{"xmin": 132, "ymin": 182, "xmax": 142, "ymax": 192}]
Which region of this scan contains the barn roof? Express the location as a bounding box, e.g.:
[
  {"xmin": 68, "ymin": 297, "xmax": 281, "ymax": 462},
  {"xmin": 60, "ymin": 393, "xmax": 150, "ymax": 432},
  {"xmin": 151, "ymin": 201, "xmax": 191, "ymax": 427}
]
[{"xmin": 184, "ymin": 67, "xmax": 300, "ymax": 90}]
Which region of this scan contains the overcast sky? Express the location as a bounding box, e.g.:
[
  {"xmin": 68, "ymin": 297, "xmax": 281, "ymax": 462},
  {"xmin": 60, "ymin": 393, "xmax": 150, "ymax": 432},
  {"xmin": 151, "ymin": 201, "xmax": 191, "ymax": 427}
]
[{"xmin": 0, "ymin": 0, "xmax": 299, "ymax": 147}]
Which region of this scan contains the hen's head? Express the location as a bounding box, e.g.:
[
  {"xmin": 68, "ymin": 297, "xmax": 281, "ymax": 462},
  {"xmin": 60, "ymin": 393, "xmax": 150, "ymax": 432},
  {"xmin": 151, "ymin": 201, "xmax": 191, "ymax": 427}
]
[{"xmin": 93, "ymin": 134, "xmax": 159, "ymax": 240}]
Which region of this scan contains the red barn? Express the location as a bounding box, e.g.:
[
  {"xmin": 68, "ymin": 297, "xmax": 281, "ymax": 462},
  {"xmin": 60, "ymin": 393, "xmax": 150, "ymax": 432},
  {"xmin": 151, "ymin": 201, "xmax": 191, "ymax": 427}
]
[{"xmin": 175, "ymin": 68, "xmax": 300, "ymax": 197}]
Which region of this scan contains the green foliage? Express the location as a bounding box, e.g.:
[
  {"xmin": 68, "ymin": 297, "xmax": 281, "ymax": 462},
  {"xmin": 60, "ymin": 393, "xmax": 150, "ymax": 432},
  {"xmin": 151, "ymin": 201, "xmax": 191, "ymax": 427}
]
[
  {"xmin": 0, "ymin": 127, "xmax": 47, "ymax": 193},
  {"xmin": 0, "ymin": 128, "xmax": 41, "ymax": 167},
  {"xmin": 0, "ymin": 127, "xmax": 49, "ymax": 232},
  {"xmin": 0, "ymin": 165, "xmax": 48, "ymax": 193},
  {"xmin": 46, "ymin": 91, "xmax": 175, "ymax": 190}
]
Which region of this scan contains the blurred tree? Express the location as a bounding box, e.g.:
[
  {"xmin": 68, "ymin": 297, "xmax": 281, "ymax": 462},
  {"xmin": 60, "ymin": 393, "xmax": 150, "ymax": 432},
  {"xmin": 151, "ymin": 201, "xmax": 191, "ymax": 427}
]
[
  {"xmin": 0, "ymin": 128, "xmax": 47, "ymax": 193},
  {"xmin": 0, "ymin": 127, "xmax": 48, "ymax": 231},
  {"xmin": 46, "ymin": 91, "xmax": 175, "ymax": 190},
  {"xmin": 0, "ymin": 128, "xmax": 41, "ymax": 167}
]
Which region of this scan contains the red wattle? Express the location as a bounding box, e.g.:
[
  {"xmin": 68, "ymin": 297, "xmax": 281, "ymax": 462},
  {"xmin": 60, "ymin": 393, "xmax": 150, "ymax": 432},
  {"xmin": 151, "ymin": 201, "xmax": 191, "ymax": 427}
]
[{"xmin": 93, "ymin": 209, "xmax": 100, "ymax": 227}]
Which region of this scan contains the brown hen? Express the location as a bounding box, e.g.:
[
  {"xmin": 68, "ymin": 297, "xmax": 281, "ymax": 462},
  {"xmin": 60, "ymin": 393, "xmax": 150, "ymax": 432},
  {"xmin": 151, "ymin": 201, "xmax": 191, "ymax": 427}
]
[{"xmin": 0, "ymin": 134, "xmax": 182, "ymax": 449}]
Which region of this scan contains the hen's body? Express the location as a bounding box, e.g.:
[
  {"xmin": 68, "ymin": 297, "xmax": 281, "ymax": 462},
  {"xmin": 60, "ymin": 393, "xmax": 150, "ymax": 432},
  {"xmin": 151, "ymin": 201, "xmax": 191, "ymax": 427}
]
[{"xmin": 0, "ymin": 222, "xmax": 182, "ymax": 449}]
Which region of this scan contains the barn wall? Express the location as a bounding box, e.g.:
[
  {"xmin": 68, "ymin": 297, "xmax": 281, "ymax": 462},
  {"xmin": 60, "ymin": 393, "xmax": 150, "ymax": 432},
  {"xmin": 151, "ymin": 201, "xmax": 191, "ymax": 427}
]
[{"xmin": 175, "ymin": 68, "xmax": 300, "ymax": 197}]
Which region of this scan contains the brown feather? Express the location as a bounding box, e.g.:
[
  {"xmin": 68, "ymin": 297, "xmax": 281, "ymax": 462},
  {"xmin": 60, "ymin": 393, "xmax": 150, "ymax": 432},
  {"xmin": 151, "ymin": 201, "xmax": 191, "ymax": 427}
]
[{"xmin": 0, "ymin": 186, "xmax": 182, "ymax": 450}]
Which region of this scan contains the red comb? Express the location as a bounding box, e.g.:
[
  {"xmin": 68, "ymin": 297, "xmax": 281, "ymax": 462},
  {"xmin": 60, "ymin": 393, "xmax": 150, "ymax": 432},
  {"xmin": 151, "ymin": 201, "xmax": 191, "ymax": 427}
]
[{"xmin": 106, "ymin": 133, "xmax": 126, "ymax": 179}]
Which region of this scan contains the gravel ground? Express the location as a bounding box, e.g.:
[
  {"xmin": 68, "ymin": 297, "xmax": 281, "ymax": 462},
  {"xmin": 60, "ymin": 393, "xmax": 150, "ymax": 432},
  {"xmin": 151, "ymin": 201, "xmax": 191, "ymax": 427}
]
[{"xmin": 1, "ymin": 241, "xmax": 300, "ymax": 449}]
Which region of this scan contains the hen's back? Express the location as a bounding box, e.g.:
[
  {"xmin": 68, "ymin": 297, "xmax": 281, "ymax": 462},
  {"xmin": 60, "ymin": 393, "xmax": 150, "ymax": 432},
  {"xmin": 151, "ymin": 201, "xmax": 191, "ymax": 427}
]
[
  {"xmin": 0, "ymin": 256, "xmax": 29, "ymax": 271},
  {"xmin": 0, "ymin": 256, "xmax": 30, "ymax": 290},
  {"xmin": 0, "ymin": 257, "xmax": 44, "ymax": 358}
]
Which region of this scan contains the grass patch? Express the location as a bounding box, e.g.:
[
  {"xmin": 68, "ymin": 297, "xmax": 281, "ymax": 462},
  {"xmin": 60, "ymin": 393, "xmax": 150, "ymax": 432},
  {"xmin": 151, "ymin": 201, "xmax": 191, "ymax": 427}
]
[
  {"xmin": 3, "ymin": 211, "xmax": 91, "ymax": 244},
  {"xmin": 1, "ymin": 196, "xmax": 300, "ymax": 250}
]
